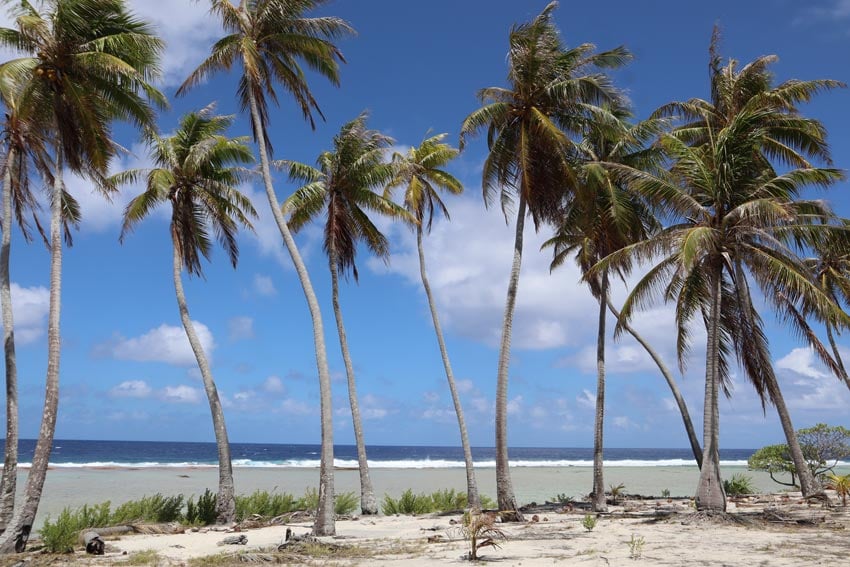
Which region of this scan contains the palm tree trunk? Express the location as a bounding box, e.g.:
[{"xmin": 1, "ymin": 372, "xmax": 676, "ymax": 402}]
[
  {"xmin": 171, "ymin": 228, "xmax": 235, "ymax": 523},
  {"xmin": 0, "ymin": 151, "xmax": 19, "ymax": 532},
  {"xmin": 695, "ymin": 266, "xmax": 726, "ymax": 512},
  {"xmin": 766, "ymin": 371, "xmax": 818, "ymax": 496},
  {"xmin": 246, "ymin": 91, "xmax": 335, "ymax": 536},
  {"xmin": 605, "ymin": 298, "xmax": 702, "ymax": 467},
  {"xmin": 495, "ymin": 195, "xmax": 526, "ymax": 522},
  {"xmin": 328, "ymin": 242, "xmax": 376, "ymax": 515},
  {"xmin": 591, "ymin": 272, "xmax": 609, "ymax": 513},
  {"xmin": 0, "ymin": 151, "xmax": 64, "ymax": 553},
  {"xmin": 826, "ymin": 325, "xmax": 850, "ymax": 391},
  {"xmin": 417, "ymin": 227, "xmax": 480, "ymax": 510}
]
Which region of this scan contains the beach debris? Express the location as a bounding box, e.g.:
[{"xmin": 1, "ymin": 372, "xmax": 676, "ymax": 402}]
[
  {"xmin": 531, "ymin": 514, "xmax": 540, "ymax": 523},
  {"xmin": 218, "ymin": 534, "xmax": 248, "ymax": 546},
  {"xmin": 83, "ymin": 532, "xmax": 105, "ymax": 555},
  {"xmin": 427, "ymin": 534, "xmax": 444, "ymax": 543}
]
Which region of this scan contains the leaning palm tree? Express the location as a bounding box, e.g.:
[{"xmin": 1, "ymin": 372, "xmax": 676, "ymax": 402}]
[
  {"xmin": 0, "ymin": 0, "xmax": 163, "ymax": 552},
  {"xmin": 386, "ymin": 132, "xmax": 481, "ymax": 510},
  {"xmin": 282, "ymin": 113, "xmax": 410, "ymax": 515},
  {"xmin": 0, "ymin": 69, "xmax": 55, "ymax": 532},
  {"xmin": 114, "ymin": 107, "xmax": 255, "ymax": 524},
  {"xmin": 178, "ymin": 0, "xmax": 354, "ymax": 535},
  {"xmin": 596, "ymin": 41, "xmax": 846, "ymax": 510},
  {"xmin": 545, "ymin": 105, "xmax": 667, "ymax": 512},
  {"xmin": 459, "ymin": 0, "xmax": 629, "ymax": 520}
]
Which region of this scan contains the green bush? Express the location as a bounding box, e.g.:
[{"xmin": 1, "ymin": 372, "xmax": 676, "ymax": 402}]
[
  {"xmin": 112, "ymin": 494, "xmax": 184, "ymax": 524},
  {"xmin": 298, "ymin": 487, "xmax": 319, "ymax": 512},
  {"xmin": 381, "ymin": 489, "xmax": 433, "ymax": 515},
  {"xmin": 40, "ymin": 508, "xmax": 81, "ymax": 553},
  {"xmin": 581, "ymin": 514, "xmax": 597, "ymax": 532},
  {"xmin": 334, "ymin": 491, "xmax": 359, "ymax": 515},
  {"xmin": 186, "ymin": 489, "xmax": 218, "ymax": 525},
  {"xmin": 723, "ymin": 473, "xmax": 756, "ymax": 496},
  {"xmin": 430, "ymin": 488, "xmax": 467, "ymax": 512},
  {"xmin": 235, "ymin": 490, "xmax": 298, "ymax": 521}
]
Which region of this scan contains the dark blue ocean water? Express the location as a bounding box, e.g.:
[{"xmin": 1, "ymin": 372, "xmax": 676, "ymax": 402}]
[{"xmin": 3, "ymin": 439, "xmax": 756, "ymax": 468}]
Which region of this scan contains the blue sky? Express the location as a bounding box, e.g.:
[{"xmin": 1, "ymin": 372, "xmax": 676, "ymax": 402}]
[{"xmin": 3, "ymin": 0, "xmax": 850, "ymax": 450}]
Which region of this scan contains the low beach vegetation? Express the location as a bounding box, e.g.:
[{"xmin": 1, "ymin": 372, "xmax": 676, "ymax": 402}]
[
  {"xmin": 723, "ymin": 474, "xmax": 756, "ymax": 496},
  {"xmin": 381, "ymin": 489, "xmax": 495, "ymax": 515},
  {"xmin": 748, "ymin": 424, "xmax": 850, "ymax": 488},
  {"xmin": 581, "ymin": 514, "xmax": 597, "ymax": 532},
  {"xmin": 628, "ymin": 534, "xmax": 646, "ymax": 560},
  {"xmin": 461, "ymin": 512, "xmax": 506, "ymax": 561},
  {"xmin": 826, "ymin": 473, "xmax": 850, "ymax": 506}
]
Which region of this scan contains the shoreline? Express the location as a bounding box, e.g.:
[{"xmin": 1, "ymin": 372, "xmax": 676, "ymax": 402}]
[{"xmin": 14, "ymin": 463, "xmax": 843, "ymax": 527}]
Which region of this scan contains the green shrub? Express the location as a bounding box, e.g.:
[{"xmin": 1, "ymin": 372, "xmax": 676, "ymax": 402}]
[
  {"xmin": 479, "ymin": 494, "xmax": 496, "ymax": 509},
  {"xmin": 186, "ymin": 489, "xmax": 218, "ymax": 525},
  {"xmin": 298, "ymin": 488, "xmax": 319, "ymax": 512},
  {"xmin": 235, "ymin": 490, "xmax": 298, "ymax": 521},
  {"xmin": 581, "ymin": 514, "xmax": 597, "ymax": 532},
  {"xmin": 112, "ymin": 494, "xmax": 184, "ymax": 524},
  {"xmin": 40, "ymin": 509, "xmax": 79, "ymax": 553},
  {"xmin": 723, "ymin": 473, "xmax": 756, "ymax": 496},
  {"xmin": 550, "ymin": 493, "xmax": 573, "ymax": 505},
  {"xmin": 334, "ymin": 491, "xmax": 359, "ymax": 515},
  {"xmin": 381, "ymin": 489, "xmax": 433, "ymax": 515},
  {"xmin": 430, "ymin": 488, "xmax": 466, "ymax": 512}
]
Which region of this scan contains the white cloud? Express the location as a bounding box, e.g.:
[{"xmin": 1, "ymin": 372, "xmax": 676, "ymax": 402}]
[
  {"xmin": 776, "ymin": 347, "xmax": 830, "ymax": 380},
  {"xmin": 127, "ymin": 0, "xmax": 223, "ymax": 87},
  {"xmin": 506, "ymin": 395, "xmax": 523, "ymax": 416},
  {"xmin": 456, "ymin": 379, "xmax": 474, "ymax": 394},
  {"xmin": 262, "ymin": 375, "xmax": 285, "ymax": 395},
  {"xmin": 576, "ymin": 389, "xmax": 596, "ymax": 409},
  {"xmin": 109, "ymin": 380, "xmax": 152, "ymax": 399},
  {"xmin": 253, "ymin": 274, "xmax": 277, "ymax": 297},
  {"xmin": 281, "ymin": 398, "xmax": 313, "ymax": 416},
  {"xmin": 1, "ymin": 283, "xmax": 50, "ymax": 344},
  {"xmin": 161, "ymin": 384, "xmax": 203, "ymax": 404},
  {"xmin": 105, "ymin": 321, "xmax": 215, "ymax": 366},
  {"xmin": 228, "ymin": 316, "xmax": 255, "ymax": 341},
  {"xmin": 613, "ymin": 416, "xmax": 639, "ymax": 429},
  {"xmin": 423, "ymin": 391, "xmax": 440, "ymax": 403}
]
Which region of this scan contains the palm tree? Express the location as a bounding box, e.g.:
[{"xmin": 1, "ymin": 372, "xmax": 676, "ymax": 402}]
[
  {"xmin": 282, "ymin": 113, "xmax": 410, "ymax": 516},
  {"xmin": 596, "ymin": 36, "xmax": 846, "ymax": 510},
  {"xmin": 386, "ymin": 132, "xmax": 481, "ymax": 510},
  {"xmin": 178, "ymin": 0, "xmax": 354, "ymax": 535},
  {"xmin": 459, "ymin": 0, "xmax": 629, "ymax": 520},
  {"xmin": 0, "ymin": 69, "xmax": 54, "ymax": 532},
  {"xmin": 544, "ymin": 105, "xmax": 664, "ymax": 512},
  {"xmin": 114, "ymin": 107, "xmax": 255, "ymax": 524},
  {"xmin": 802, "ymin": 227, "xmax": 850, "ymax": 391},
  {"xmin": 0, "ymin": 0, "xmax": 163, "ymax": 552}
]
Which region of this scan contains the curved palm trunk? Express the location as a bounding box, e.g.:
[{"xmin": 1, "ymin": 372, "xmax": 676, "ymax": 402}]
[
  {"xmin": 247, "ymin": 92, "xmax": 335, "ymax": 536},
  {"xmin": 171, "ymin": 228, "xmax": 235, "ymax": 523},
  {"xmin": 417, "ymin": 228, "xmax": 480, "ymax": 510},
  {"xmin": 591, "ymin": 272, "xmax": 609, "ymax": 513},
  {"xmin": 495, "ymin": 196, "xmax": 526, "ymax": 522},
  {"xmin": 695, "ymin": 268, "xmax": 726, "ymax": 512},
  {"xmin": 767, "ymin": 372, "xmax": 818, "ymax": 495},
  {"xmin": 328, "ymin": 242, "xmax": 376, "ymax": 515},
  {"xmin": 0, "ymin": 151, "xmax": 64, "ymax": 553},
  {"xmin": 826, "ymin": 325, "xmax": 850, "ymax": 391},
  {"xmin": 0, "ymin": 152, "xmax": 19, "ymax": 532},
  {"xmin": 605, "ymin": 298, "xmax": 702, "ymax": 467}
]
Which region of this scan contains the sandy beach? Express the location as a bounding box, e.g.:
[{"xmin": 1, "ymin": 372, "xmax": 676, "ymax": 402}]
[{"xmin": 2, "ymin": 487, "xmax": 848, "ymax": 566}]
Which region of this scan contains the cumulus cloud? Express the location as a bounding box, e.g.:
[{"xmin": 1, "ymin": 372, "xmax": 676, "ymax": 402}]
[
  {"xmin": 262, "ymin": 375, "xmax": 285, "ymax": 395},
  {"xmin": 102, "ymin": 321, "xmax": 215, "ymax": 366},
  {"xmin": 228, "ymin": 316, "xmax": 255, "ymax": 341},
  {"xmin": 109, "ymin": 380, "xmax": 153, "ymax": 399},
  {"xmin": 1, "ymin": 283, "xmax": 50, "ymax": 344},
  {"xmin": 253, "ymin": 274, "xmax": 277, "ymax": 297},
  {"xmin": 161, "ymin": 384, "xmax": 203, "ymax": 404},
  {"xmin": 576, "ymin": 389, "xmax": 596, "ymax": 409}
]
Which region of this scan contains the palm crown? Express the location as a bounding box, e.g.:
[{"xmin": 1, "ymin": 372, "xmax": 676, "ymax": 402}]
[
  {"xmin": 117, "ymin": 106, "xmax": 257, "ymax": 276},
  {"xmin": 282, "ymin": 112, "xmax": 411, "ymax": 280}
]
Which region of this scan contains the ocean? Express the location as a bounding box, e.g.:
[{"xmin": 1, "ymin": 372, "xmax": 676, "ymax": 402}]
[{"xmin": 8, "ymin": 439, "xmax": 757, "ymax": 468}]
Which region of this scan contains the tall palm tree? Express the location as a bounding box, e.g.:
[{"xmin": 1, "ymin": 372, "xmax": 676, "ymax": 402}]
[
  {"xmin": 544, "ymin": 105, "xmax": 664, "ymax": 512},
  {"xmin": 282, "ymin": 113, "xmax": 410, "ymax": 516},
  {"xmin": 459, "ymin": 0, "xmax": 628, "ymax": 520},
  {"xmin": 386, "ymin": 132, "xmax": 480, "ymax": 510},
  {"xmin": 0, "ymin": 70, "xmax": 54, "ymax": 532},
  {"xmin": 114, "ymin": 107, "xmax": 255, "ymax": 524},
  {"xmin": 0, "ymin": 0, "xmax": 163, "ymax": 551},
  {"xmin": 178, "ymin": 0, "xmax": 354, "ymax": 535},
  {"xmin": 596, "ymin": 38, "xmax": 846, "ymax": 510}
]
